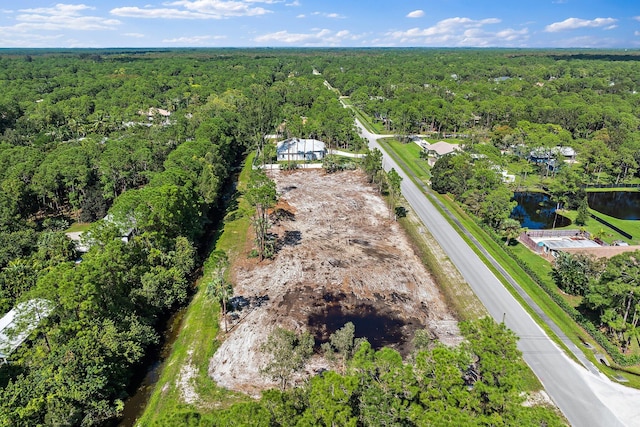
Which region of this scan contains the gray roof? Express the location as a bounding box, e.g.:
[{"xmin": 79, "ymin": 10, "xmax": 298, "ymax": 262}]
[
  {"xmin": 541, "ymin": 239, "xmax": 601, "ymax": 250},
  {"xmin": 276, "ymin": 138, "xmax": 326, "ymax": 154}
]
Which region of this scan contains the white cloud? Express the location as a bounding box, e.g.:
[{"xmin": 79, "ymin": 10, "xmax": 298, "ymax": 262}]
[
  {"xmin": 162, "ymin": 35, "xmax": 226, "ymax": 44},
  {"xmin": 311, "ymin": 11, "xmax": 345, "ymax": 19},
  {"xmin": 389, "ymin": 17, "xmax": 500, "ymax": 39},
  {"xmin": 544, "ymin": 17, "xmax": 617, "ymax": 32},
  {"xmin": 3, "ymin": 3, "xmax": 121, "ymax": 32},
  {"xmin": 254, "ymin": 28, "xmax": 362, "ymax": 45},
  {"xmin": 111, "ymin": 0, "xmax": 272, "ymax": 20},
  {"xmin": 286, "ymin": 0, "xmax": 301, "ymax": 6},
  {"xmin": 297, "ymin": 14, "xmax": 306, "ymax": 18},
  {"xmin": 635, "ymin": 31, "xmax": 640, "ymax": 36},
  {"xmin": 123, "ymin": 32, "xmax": 145, "ymax": 38},
  {"xmin": 385, "ymin": 17, "xmax": 530, "ymax": 47},
  {"xmin": 406, "ymin": 10, "xmax": 424, "ymax": 19},
  {"xmin": 634, "ymin": 16, "xmax": 640, "ymax": 22}
]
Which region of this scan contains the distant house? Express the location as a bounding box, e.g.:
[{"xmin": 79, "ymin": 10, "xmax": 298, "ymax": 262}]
[
  {"xmin": 528, "ymin": 146, "xmax": 576, "ymax": 172},
  {"xmin": 66, "ymin": 215, "xmax": 136, "ymax": 254},
  {"xmin": 0, "ymin": 299, "xmax": 53, "ymax": 364},
  {"xmin": 500, "ymin": 170, "xmax": 516, "ymax": 183},
  {"xmin": 138, "ymin": 107, "xmax": 171, "ymax": 119},
  {"xmin": 557, "ymin": 146, "xmax": 576, "ymax": 162},
  {"xmin": 276, "ymin": 138, "xmax": 326, "ymax": 162},
  {"xmin": 103, "ymin": 214, "xmax": 136, "ymax": 243},
  {"xmin": 426, "ymin": 141, "xmax": 461, "ymax": 159},
  {"xmin": 65, "ymin": 231, "xmax": 90, "ymax": 253},
  {"xmin": 528, "ymin": 146, "xmax": 576, "ymax": 163}
]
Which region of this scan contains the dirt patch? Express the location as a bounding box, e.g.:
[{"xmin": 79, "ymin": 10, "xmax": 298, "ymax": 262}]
[{"xmin": 209, "ymin": 169, "xmax": 461, "ymax": 396}]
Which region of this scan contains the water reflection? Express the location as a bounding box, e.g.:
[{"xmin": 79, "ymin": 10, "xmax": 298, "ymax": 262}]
[
  {"xmin": 587, "ymin": 191, "xmax": 640, "ymax": 220},
  {"xmin": 511, "ymin": 192, "xmax": 571, "ymax": 229}
]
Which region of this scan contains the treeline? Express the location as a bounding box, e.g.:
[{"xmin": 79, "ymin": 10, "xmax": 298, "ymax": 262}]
[
  {"xmin": 0, "ymin": 49, "xmax": 362, "ymax": 426},
  {"xmin": 151, "ymin": 318, "xmax": 564, "ymax": 426},
  {"xmin": 321, "ymin": 49, "xmax": 640, "ymax": 184},
  {"xmin": 553, "ymin": 250, "xmax": 640, "ymax": 362},
  {"xmin": 0, "ymin": 74, "xmax": 249, "ymax": 427}
]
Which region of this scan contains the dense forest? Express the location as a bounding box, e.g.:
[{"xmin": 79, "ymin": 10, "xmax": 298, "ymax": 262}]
[
  {"xmin": 1, "ymin": 48, "xmax": 639, "ymax": 425},
  {"xmin": 0, "ymin": 49, "xmax": 358, "ymax": 426}
]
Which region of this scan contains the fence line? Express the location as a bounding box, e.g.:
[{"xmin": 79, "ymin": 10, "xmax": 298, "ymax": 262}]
[{"xmin": 589, "ymin": 214, "xmax": 632, "ymax": 240}]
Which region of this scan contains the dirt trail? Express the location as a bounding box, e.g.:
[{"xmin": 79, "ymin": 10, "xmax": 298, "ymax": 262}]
[{"xmin": 209, "ymin": 169, "xmax": 460, "ymax": 396}]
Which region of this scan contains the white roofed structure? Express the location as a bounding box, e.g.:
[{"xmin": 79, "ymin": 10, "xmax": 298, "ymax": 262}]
[
  {"xmin": 276, "ymin": 138, "xmax": 326, "ymax": 162},
  {"xmin": 0, "ymin": 299, "xmax": 53, "ymax": 363}
]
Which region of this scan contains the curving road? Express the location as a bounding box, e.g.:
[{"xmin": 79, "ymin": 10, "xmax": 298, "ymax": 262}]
[{"xmin": 356, "ymin": 120, "xmax": 640, "ymax": 427}]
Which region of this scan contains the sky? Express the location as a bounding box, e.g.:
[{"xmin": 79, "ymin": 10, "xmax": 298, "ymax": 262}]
[{"xmin": 0, "ymin": 1, "xmax": 639, "ymax": 49}]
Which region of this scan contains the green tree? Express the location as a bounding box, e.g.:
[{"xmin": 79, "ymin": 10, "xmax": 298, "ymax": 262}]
[
  {"xmin": 430, "ymin": 153, "xmax": 473, "ymax": 197},
  {"xmin": 206, "ymin": 250, "xmax": 232, "ymax": 333},
  {"xmin": 552, "ymin": 252, "xmax": 603, "ymax": 296},
  {"xmin": 460, "ymin": 317, "xmax": 526, "ymax": 417},
  {"xmin": 586, "ymin": 251, "xmax": 640, "ymax": 350},
  {"xmin": 245, "ymin": 169, "xmax": 277, "ymax": 261},
  {"xmin": 261, "ymin": 327, "xmax": 314, "ymax": 391},
  {"xmin": 386, "ymin": 167, "xmax": 403, "ymax": 220},
  {"xmin": 500, "ymin": 218, "xmax": 522, "ymax": 247},
  {"xmin": 362, "ymin": 147, "xmax": 383, "ymax": 189},
  {"xmin": 480, "ymin": 187, "xmax": 517, "ymax": 230},
  {"xmin": 298, "ymin": 371, "xmax": 359, "ymax": 427},
  {"xmin": 576, "ymin": 195, "xmax": 590, "ymax": 226}
]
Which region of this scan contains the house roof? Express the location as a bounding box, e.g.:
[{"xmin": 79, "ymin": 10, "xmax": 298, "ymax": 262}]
[
  {"xmin": 139, "ymin": 107, "xmax": 171, "ymax": 117},
  {"xmin": 276, "ymin": 138, "xmax": 326, "ymax": 154},
  {"xmin": 428, "ymin": 141, "xmax": 461, "ymax": 156},
  {"xmin": 65, "ymin": 231, "xmax": 90, "ymax": 253},
  {"xmin": 541, "ymin": 239, "xmax": 601, "ymax": 250},
  {"xmin": 559, "ymin": 246, "xmax": 640, "ymax": 259},
  {"xmin": 0, "ymin": 299, "xmax": 53, "ymax": 357}
]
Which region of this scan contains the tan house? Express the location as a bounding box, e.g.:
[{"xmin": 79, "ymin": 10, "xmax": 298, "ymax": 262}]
[{"xmin": 426, "ymin": 141, "xmax": 462, "ymax": 158}]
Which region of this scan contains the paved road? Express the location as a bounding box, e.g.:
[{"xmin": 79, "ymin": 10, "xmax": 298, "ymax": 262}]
[{"xmin": 356, "ymin": 120, "xmax": 640, "ymax": 426}]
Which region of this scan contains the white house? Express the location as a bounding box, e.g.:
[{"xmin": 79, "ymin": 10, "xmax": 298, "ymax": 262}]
[
  {"xmin": 276, "ymin": 138, "xmax": 326, "ymax": 162},
  {"xmin": 0, "ymin": 299, "xmax": 53, "ymax": 364}
]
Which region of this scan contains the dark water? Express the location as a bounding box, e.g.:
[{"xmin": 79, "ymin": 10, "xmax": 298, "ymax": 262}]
[
  {"xmin": 587, "ymin": 191, "xmax": 640, "ymax": 220},
  {"xmin": 117, "ymin": 307, "xmax": 186, "ymax": 427},
  {"xmin": 307, "ymin": 292, "xmax": 413, "ymax": 352},
  {"xmin": 511, "ymin": 192, "xmax": 571, "ymax": 229}
]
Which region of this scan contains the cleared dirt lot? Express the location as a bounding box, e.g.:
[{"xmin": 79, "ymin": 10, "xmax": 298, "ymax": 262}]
[{"xmin": 209, "ymin": 169, "xmax": 461, "ymax": 396}]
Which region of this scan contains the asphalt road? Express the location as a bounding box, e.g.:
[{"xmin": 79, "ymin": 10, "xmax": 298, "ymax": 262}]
[{"xmin": 357, "ymin": 121, "xmax": 638, "ymax": 426}]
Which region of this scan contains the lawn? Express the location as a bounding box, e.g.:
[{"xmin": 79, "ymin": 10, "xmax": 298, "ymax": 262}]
[
  {"xmin": 379, "ymin": 138, "xmax": 431, "ymax": 184},
  {"xmin": 558, "ymin": 208, "xmax": 640, "ymax": 245},
  {"xmin": 65, "ymin": 222, "xmax": 92, "ymax": 233}
]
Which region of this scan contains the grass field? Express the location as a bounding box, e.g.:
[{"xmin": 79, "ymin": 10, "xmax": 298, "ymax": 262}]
[{"xmin": 380, "ymin": 138, "xmax": 431, "ymax": 184}]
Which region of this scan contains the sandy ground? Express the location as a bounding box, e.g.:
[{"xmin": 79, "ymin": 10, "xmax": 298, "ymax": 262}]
[{"xmin": 208, "ymin": 169, "xmax": 460, "ymax": 396}]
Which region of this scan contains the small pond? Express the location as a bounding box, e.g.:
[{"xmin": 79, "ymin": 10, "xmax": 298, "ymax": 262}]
[
  {"xmin": 511, "ymin": 192, "xmax": 571, "ymax": 229},
  {"xmin": 587, "ymin": 191, "xmax": 640, "ymax": 220}
]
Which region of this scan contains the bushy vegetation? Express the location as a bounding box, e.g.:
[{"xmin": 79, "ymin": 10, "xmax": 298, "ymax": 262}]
[
  {"xmin": 3, "ymin": 47, "xmax": 640, "ymax": 424},
  {"xmin": 0, "ymin": 49, "xmax": 362, "ymax": 425},
  {"xmin": 150, "ymin": 318, "xmax": 564, "ymax": 426}
]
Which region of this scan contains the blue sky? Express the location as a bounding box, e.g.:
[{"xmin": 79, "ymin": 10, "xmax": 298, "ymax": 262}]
[{"xmin": 0, "ymin": 1, "xmax": 638, "ymax": 48}]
